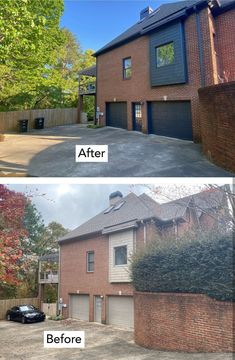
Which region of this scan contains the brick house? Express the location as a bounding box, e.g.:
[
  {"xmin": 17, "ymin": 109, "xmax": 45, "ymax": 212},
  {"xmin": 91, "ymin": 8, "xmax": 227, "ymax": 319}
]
[
  {"xmin": 58, "ymin": 187, "xmax": 227, "ymax": 328},
  {"xmin": 78, "ymin": 0, "xmax": 235, "ymax": 142}
]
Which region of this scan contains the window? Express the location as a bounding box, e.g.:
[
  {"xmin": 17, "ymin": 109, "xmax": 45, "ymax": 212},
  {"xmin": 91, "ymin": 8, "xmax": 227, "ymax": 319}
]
[
  {"xmin": 114, "ymin": 245, "xmax": 127, "ymax": 265},
  {"xmin": 123, "ymin": 57, "xmax": 132, "ymax": 79},
  {"xmin": 87, "ymin": 251, "xmax": 94, "ymax": 272},
  {"xmin": 156, "ymin": 42, "xmax": 174, "ymax": 67},
  {"xmin": 135, "ymin": 104, "xmax": 142, "ymax": 118}
]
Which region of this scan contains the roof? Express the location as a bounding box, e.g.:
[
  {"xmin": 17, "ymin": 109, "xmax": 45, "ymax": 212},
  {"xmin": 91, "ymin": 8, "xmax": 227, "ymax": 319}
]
[
  {"xmin": 94, "ymin": 0, "xmax": 235, "ymax": 56},
  {"xmin": 38, "ymin": 253, "xmax": 59, "ymax": 262},
  {"xmin": 58, "ymin": 187, "xmax": 226, "ymax": 243},
  {"xmin": 78, "ymin": 65, "xmax": 96, "ymax": 77}
]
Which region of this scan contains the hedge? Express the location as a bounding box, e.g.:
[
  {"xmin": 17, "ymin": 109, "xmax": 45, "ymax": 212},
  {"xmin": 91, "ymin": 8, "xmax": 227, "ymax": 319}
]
[{"xmin": 131, "ymin": 232, "xmax": 234, "ymax": 301}]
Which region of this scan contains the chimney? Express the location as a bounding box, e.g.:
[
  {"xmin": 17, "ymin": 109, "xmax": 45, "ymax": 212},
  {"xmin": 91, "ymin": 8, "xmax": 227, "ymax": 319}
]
[
  {"xmin": 109, "ymin": 191, "xmax": 123, "ymax": 206},
  {"xmin": 140, "ymin": 6, "xmax": 153, "ymax": 20}
]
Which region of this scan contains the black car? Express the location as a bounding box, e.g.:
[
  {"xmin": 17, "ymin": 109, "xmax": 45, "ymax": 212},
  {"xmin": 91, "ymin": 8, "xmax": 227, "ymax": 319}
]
[{"xmin": 6, "ymin": 305, "xmax": 45, "ymax": 324}]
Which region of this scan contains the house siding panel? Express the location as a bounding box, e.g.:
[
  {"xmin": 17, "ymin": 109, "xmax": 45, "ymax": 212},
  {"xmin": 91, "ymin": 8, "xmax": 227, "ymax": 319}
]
[
  {"xmin": 109, "ymin": 230, "xmax": 133, "ymax": 283},
  {"xmin": 150, "ymin": 21, "xmax": 187, "ymax": 86}
]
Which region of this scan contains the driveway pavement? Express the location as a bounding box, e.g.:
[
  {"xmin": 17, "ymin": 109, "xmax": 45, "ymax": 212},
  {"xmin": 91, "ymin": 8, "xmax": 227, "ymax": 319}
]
[
  {"xmin": 0, "ymin": 125, "xmax": 233, "ymax": 177},
  {"xmin": 0, "ymin": 319, "xmax": 232, "ymax": 360}
]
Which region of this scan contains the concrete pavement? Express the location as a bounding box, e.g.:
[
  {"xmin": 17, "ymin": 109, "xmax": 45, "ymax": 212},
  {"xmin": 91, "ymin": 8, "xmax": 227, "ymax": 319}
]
[{"xmin": 0, "ymin": 125, "xmax": 233, "ymax": 177}]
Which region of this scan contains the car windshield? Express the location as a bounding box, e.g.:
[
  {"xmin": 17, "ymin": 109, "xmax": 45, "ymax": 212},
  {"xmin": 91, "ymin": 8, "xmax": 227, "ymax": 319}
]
[{"xmin": 19, "ymin": 305, "xmax": 35, "ymax": 312}]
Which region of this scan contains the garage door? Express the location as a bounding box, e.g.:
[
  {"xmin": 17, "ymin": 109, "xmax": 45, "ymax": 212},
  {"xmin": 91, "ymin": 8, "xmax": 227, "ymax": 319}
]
[
  {"xmin": 106, "ymin": 102, "xmax": 127, "ymax": 129},
  {"xmin": 70, "ymin": 294, "xmax": 89, "ymax": 321},
  {"xmin": 148, "ymin": 101, "xmax": 193, "ymax": 140},
  {"xmin": 107, "ymin": 296, "xmax": 134, "ymax": 328}
]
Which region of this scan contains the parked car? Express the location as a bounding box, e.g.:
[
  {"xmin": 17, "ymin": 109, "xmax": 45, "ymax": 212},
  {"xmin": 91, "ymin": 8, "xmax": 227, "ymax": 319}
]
[{"xmin": 6, "ymin": 305, "xmax": 45, "ymax": 324}]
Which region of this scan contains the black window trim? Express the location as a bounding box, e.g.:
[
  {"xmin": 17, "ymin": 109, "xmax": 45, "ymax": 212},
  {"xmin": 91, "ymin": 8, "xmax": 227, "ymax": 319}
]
[
  {"xmin": 87, "ymin": 251, "xmax": 94, "ymax": 273},
  {"xmin": 114, "ymin": 245, "xmax": 127, "ymax": 266},
  {"xmin": 155, "ymin": 41, "xmax": 175, "ymax": 68},
  {"xmin": 123, "ymin": 57, "xmax": 132, "ymax": 80}
]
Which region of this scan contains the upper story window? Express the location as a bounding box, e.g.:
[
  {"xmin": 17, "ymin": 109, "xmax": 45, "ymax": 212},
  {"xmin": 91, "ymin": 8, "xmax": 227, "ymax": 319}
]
[
  {"xmin": 114, "ymin": 245, "xmax": 127, "ymax": 265},
  {"xmin": 87, "ymin": 251, "xmax": 94, "ymax": 272},
  {"xmin": 123, "ymin": 57, "xmax": 132, "ymax": 79},
  {"xmin": 156, "ymin": 42, "xmax": 174, "ymax": 67}
]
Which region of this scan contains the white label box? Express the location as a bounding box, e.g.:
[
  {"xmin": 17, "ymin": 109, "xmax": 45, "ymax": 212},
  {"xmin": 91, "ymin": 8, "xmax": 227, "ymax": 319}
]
[
  {"xmin": 75, "ymin": 145, "xmax": 108, "ymax": 162},
  {"xmin": 44, "ymin": 331, "xmax": 85, "ymax": 348}
]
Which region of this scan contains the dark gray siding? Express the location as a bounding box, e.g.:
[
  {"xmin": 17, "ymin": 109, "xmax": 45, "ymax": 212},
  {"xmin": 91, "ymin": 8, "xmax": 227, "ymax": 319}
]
[{"xmin": 149, "ymin": 21, "xmax": 187, "ymax": 86}]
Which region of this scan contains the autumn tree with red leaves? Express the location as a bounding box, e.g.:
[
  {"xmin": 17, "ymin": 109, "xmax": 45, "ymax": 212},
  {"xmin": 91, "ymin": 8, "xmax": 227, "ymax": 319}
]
[{"xmin": 0, "ymin": 185, "xmax": 27, "ymax": 286}]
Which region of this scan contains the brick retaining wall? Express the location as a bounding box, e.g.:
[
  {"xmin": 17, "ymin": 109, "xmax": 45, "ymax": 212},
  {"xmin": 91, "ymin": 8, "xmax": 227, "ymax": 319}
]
[
  {"xmin": 198, "ymin": 81, "xmax": 235, "ymax": 173},
  {"xmin": 134, "ymin": 292, "xmax": 234, "ymax": 352}
]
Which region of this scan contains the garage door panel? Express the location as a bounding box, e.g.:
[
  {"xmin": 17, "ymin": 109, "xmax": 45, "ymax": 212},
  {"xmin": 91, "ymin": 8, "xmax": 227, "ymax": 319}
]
[
  {"xmin": 149, "ymin": 101, "xmax": 193, "ymax": 140},
  {"xmin": 70, "ymin": 294, "xmax": 89, "ymax": 321},
  {"xmin": 106, "ymin": 102, "xmax": 127, "ymax": 129},
  {"xmin": 107, "ymin": 296, "xmax": 133, "ymax": 328}
]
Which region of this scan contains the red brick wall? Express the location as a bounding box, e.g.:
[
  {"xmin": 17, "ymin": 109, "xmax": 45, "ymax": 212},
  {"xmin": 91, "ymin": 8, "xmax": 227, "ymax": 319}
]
[
  {"xmin": 96, "ymin": 9, "xmax": 222, "ymax": 142},
  {"xmin": 198, "ymin": 81, "xmax": 235, "ymax": 173},
  {"xmin": 134, "ymin": 292, "xmax": 234, "ymax": 352},
  {"xmin": 96, "ymin": 8, "xmax": 234, "ymax": 143},
  {"xmin": 60, "ymin": 234, "xmax": 133, "ymax": 322},
  {"xmin": 215, "ymin": 9, "xmax": 235, "ymax": 81}
]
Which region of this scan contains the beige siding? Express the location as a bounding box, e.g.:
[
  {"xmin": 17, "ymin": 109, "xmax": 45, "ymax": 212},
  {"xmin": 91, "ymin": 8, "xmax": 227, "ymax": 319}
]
[{"xmin": 109, "ymin": 230, "xmax": 133, "ymax": 283}]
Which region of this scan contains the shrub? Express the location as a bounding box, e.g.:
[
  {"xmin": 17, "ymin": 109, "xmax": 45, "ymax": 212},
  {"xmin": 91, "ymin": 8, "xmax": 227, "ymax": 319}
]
[
  {"xmin": 49, "ymin": 315, "xmax": 63, "ymax": 321},
  {"xmin": 131, "ymin": 230, "xmax": 234, "ymax": 301}
]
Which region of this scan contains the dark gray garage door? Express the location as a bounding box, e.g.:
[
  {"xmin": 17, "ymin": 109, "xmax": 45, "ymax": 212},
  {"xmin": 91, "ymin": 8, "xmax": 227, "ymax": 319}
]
[
  {"xmin": 148, "ymin": 101, "xmax": 193, "ymax": 140},
  {"xmin": 106, "ymin": 102, "xmax": 127, "ymax": 129}
]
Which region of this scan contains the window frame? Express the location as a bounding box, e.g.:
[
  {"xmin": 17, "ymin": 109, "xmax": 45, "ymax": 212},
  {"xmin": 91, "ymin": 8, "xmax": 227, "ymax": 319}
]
[
  {"xmin": 114, "ymin": 245, "xmax": 127, "ymax": 266},
  {"xmin": 123, "ymin": 57, "xmax": 132, "ymax": 80},
  {"xmin": 156, "ymin": 41, "xmax": 175, "ymax": 68},
  {"xmin": 87, "ymin": 251, "xmax": 94, "ymax": 273}
]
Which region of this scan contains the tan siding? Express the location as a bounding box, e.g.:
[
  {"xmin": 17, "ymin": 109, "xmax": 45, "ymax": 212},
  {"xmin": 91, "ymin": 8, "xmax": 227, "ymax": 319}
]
[{"xmin": 109, "ymin": 230, "xmax": 133, "ymax": 283}]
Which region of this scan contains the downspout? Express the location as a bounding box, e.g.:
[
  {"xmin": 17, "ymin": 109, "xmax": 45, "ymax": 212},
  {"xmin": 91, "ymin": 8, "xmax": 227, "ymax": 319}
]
[
  {"xmin": 57, "ymin": 245, "xmax": 61, "ymax": 316},
  {"xmin": 195, "ymin": 6, "xmax": 206, "ymax": 87},
  {"xmin": 143, "ymin": 222, "xmax": 147, "ymax": 244},
  {"xmin": 95, "ymin": 57, "xmax": 98, "ymax": 125}
]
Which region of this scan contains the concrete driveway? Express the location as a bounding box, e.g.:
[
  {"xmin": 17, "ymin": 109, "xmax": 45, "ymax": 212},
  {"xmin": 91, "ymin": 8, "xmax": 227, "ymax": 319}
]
[
  {"xmin": 0, "ymin": 125, "xmax": 233, "ymax": 177},
  {"xmin": 0, "ymin": 319, "xmax": 232, "ymax": 360}
]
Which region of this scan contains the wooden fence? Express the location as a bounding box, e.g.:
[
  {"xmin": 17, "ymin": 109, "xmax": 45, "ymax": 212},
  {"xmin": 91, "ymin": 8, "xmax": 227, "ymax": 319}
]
[
  {"xmin": 0, "ymin": 108, "xmax": 78, "ymax": 133},
  {"xmin": 0, "ymin": 298, "xmax": 40, "ymax": 320},
  {"xmin": 42, "ymin": 303, "xmax": 57, "ymax": 317}
]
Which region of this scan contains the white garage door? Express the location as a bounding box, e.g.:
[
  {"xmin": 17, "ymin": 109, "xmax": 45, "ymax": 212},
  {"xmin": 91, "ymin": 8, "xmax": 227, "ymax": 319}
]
[
  {"xmin": 70, "ymin": 294, "xmax": 89, "ymax": 321},
  {"xmin": 107, "ymin": 296, "xmax": 134, "ymax": 328}
]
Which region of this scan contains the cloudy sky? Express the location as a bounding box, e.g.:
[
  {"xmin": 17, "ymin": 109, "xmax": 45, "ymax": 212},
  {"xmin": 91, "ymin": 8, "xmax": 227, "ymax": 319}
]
[{"xmin": 7, "ymin": 183, "xmax": 230, "ymax": 231}]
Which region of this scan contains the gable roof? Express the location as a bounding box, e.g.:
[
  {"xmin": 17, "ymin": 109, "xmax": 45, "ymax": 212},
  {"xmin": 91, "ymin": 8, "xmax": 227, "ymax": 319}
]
[
  {"xmin": 58, "ymin": 187, "xmax": 227, "ymax": 243},
  {"xmin": 94, "ymin": 0, "xmax": 234, "ymax": 57}
]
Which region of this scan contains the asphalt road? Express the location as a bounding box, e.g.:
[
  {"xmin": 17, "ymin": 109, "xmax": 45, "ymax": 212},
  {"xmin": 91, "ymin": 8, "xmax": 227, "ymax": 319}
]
[
  {"xmin": 0, "ymin": 125, "xmax": 233, "ymax": 177},
  {"xmin": 0, "ymin": 319, "xmax": 232, "ymax": 360}
]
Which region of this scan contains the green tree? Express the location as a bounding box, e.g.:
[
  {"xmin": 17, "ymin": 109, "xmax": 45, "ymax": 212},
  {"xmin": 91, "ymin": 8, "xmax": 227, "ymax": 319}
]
[
  {"xmin": 79, "ymin": 49, "xmax": 96, "ymax": 119},
  {"xmin": 0, "ymin": 0, "xmax": 64, "ymax": 110}
]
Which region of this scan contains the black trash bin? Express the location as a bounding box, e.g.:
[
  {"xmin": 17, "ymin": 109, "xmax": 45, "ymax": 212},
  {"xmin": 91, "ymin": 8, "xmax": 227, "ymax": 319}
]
[
  {"xmin": 35, "ymin": 117, "xmax": 45, "ymax": 129},
  {"xmin": 19, "ymin": 119, "xmax": 28, "ymax": 133}
]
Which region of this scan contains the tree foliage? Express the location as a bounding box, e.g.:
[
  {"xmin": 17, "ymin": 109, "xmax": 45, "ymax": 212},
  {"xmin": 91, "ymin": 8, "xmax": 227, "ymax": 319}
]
[
  {"xmin": 0, "ymin": 185, "xmax": 27, "ymax": 286},
  {"xmin": 0, "ymin": 1, "xmax": 95, "ymax": 111}
]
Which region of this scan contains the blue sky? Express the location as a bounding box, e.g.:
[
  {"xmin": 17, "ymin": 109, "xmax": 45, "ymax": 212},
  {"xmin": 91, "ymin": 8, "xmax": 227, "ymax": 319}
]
[{"xmin": 61, "ymin": 0, "xmax": 176, "ymax": 51}]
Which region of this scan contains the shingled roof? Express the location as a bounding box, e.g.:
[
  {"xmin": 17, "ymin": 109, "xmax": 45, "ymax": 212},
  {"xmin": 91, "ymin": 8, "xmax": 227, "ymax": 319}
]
[
  {"xmin": 94, "ymin": 0, "xmax": 234, "ymax": 56},
  {"xmin": 58, "ymin": 187, "xmax": 227, "ymax": 243}
]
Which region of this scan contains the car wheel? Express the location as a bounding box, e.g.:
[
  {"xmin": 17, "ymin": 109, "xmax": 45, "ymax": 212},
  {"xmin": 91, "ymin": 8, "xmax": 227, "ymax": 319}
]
[
  {"xmin": 21, "ymin": 317, "xmax": 26, "ymax": 324},
  {"xmin": 6, "ymin": 314, "xmax": 11, "ymax": 321}
]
